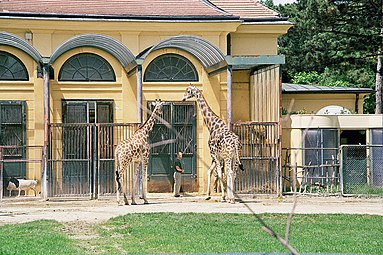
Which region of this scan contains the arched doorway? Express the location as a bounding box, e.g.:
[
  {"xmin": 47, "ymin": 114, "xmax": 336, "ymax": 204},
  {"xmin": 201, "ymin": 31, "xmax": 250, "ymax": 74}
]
[{"xmin": 144, "ymin": 53, "xmax": 198, "ymax": 193}]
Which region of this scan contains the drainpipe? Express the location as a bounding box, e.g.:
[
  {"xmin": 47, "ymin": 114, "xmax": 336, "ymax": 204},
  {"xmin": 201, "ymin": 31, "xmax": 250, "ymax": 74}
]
[
  {"xmin": 136, "ymin": 65, "xmax": 143, "ymax": 196},
  {"xmin": 136, "ymin": 65, "xmax": 143, "ymax": 123},
  {"xmin": 41, "ymin": 62, "xmax": 50, "ymax": 200},
  {"xmin": 227, "ymin": 65, "xmax": 233, "ymax": 128}
]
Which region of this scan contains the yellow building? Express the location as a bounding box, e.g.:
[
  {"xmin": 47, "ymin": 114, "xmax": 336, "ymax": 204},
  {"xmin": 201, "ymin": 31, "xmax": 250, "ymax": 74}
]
[
  {"xmin": 281, "ymin": 83, "xmax": 383, "ymax": 194},
  {"xmin": 0, "ymin": 0, "xmax": 292, "ymax": 197}
]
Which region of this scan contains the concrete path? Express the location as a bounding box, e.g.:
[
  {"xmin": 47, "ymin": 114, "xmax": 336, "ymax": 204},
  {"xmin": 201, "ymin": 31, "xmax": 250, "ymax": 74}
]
[{"xmin": 0, "ymin": 194, "xmax": 382, "ymax": 225}]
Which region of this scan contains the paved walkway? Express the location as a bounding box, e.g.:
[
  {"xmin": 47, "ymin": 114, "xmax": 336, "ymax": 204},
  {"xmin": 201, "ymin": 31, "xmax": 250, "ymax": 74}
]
[{"xmin": 0, "ymin": 194, "xmax": 382, "ymax": 225}]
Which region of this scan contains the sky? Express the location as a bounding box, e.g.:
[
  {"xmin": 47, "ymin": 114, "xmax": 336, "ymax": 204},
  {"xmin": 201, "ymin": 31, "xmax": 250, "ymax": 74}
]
[{"xmin": 273, "ymin": 0, "xmax": 296, "ymax": 4}]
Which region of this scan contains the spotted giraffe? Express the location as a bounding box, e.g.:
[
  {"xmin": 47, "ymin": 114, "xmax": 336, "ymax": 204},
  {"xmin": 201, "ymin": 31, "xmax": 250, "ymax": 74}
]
[
  {"xmin": 182, "ymin": 85, "xmax": 244, "ymax": 203},
  {"xmin": 115, "ymin": 99, "xmax": 164, "ymax": 205}
]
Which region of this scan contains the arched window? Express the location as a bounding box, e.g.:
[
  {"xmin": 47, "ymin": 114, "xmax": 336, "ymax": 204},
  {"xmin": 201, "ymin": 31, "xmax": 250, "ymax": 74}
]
[
  {"xmin": 0, "ymin": 52, "xmax": 28, "ymax": 81},
  {"xmin": 144, "ymin": 54, "xmax": 198, "ymax": 82},
  {"xmin": 59, "ymin": 53, "xmax": 115, "ymax": 81}
]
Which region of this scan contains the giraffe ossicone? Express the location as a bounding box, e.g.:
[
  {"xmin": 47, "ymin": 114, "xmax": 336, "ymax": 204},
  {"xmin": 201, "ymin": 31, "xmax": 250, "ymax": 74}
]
[
  {"xmin": 114, "ymin": 99, "xmax": 164, "ymax": 206},
  {"xmin": 182, "ymin": 85, "xmax": 244, "ymax": 204}
]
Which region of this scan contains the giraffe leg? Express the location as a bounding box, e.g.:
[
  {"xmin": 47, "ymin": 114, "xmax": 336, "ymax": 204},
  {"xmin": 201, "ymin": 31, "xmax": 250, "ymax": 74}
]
[
  {"xmin": 131, "ymin": 162, "xmax": 139, "ymax": 205},
  {"xmin": 116, "ymin": 169, "xmax": 129, "ymax": 206},
  {"xmin": 226, "ymin": 160, "xmax": 235, "ymax": 204},
  {"xmin": 141, "ymin": 159, "xmax": 149, "ymax": 204},
  {"xmin": 216, "ymin": 161, "xmax": 226, "ymax": 202},
  {"xmin": 206, "ymin": 161, "xmax": 216, "ymax": 200}
]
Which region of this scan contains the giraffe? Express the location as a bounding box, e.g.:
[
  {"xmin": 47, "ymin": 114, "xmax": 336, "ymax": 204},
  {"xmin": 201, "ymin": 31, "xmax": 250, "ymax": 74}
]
[
  {"xmin": 182, "ymin": 85, "xmax": 244, "ymax": 203},
  {"xmin": 114, "ymin": 99, "xmax": 164, "ymax": 206}
]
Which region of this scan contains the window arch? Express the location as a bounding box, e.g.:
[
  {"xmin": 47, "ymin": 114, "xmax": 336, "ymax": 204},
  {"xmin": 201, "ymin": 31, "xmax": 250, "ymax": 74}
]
[
  {"xmin": 144, "ymin": 54, "xmax": 198, "ymax": 82},
  {"xmin": 0, "ymin": 51, "xmax": 28, "ymax": 81},
  {"xmin": 59, "ymin": 53, "xmax": 115, "ymax": 82}
]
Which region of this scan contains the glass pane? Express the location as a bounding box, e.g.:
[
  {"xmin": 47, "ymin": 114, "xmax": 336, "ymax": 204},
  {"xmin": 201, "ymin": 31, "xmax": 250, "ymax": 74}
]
[
  {"xmin": 0, "ymin": 52, "xmax": 28, "ymax": 80},
  {"xmin": 322, "ymin": 129, "xmax": 338, "ymax": 162},
  {"xmin": 371, "ymin": 128, "xmax": 383, "ymax": 145},
  {"xmin": 59, "ymin": 53, "xmax": 115, "ymax": 82},
  {"xmin": 144, "ymin": 54, "xmax": 198, "ymax": 82}
]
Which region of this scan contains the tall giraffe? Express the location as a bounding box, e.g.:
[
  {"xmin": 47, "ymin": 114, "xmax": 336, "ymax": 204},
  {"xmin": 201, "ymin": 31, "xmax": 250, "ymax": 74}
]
[
  {"xmin": 115, "ymin": 99, "xmax": 164, "ymax": 205},
  {"xmin": 182, "ymin": 85, "xmax": 243, "ymax": 203}
]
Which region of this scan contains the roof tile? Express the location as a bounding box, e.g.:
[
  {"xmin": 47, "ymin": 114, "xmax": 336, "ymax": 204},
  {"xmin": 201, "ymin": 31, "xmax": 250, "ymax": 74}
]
[
  {"xmin": 209, "ymin": 0, "xmax": 279, "ymax": 19},
  {"xmin": 0, "ymin": 0, "xmax": 279, "ymax": 19},
  {"xmin": 0, "ymin": 0, "xmax": 232, "ymax": 18}
]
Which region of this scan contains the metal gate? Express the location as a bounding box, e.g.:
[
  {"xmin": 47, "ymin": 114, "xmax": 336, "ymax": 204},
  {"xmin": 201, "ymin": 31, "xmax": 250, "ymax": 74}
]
[
  {"xmin": 232, "ymin": 122, "xmax": 281, "ymax": 194},
  {"xmin": 49, "ymin": 123, "xmax": 138, "ymax": 197},
  {"xmin": 0, "ymin": 101, "xmax": 26, "ymax": 180},
  {"xmin": 148, "ymin": 101, "xmax": 197, "ymax": 192}
]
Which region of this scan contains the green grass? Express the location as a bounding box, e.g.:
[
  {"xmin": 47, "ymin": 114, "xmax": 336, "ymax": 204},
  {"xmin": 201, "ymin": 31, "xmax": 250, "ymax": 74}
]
[
  {"xmin": 0, "ymin": 214, "xmax": 382, "ymax": 255},
  {"xmin": 0, "ymin": 220, "xmax": 81, "ymax": 255}
]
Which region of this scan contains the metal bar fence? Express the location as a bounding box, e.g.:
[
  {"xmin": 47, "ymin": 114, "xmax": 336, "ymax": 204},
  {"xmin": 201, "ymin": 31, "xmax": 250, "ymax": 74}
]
[
  {"xmin": 232, "ymin": 122, "xmax": 280, "ymax": 195},
  {"xmin": 49, "ymin": 123, "xmax": 139, "ymax": 198},
  {"xmin": 283, "ymin": 145, "xmax": 383, "ymax": 197},
  {"xmin": 282, "ymin": 147, "xmax": 341, "ymax": 195},
  {"xmin": 96, "ymin": 123, "xmax": 139, "ymax": 198},
  {"xmin": 0, "ymin": 146, "xmax": 43, "ymax": 199}
]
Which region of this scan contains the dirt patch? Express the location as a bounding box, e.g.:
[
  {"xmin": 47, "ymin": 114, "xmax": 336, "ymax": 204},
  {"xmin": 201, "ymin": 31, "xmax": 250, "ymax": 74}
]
[{"xmin": 0, "ymin": 194, "xmax": 382, "ymax": 226}]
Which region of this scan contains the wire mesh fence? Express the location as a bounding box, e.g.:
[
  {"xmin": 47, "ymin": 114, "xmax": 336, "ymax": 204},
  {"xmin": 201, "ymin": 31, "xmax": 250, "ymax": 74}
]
[
  {"xmin": 341, "ymin": 145, "xmax": 383, "ymax": 196},
  {"xmin": 283, "ymin": 145, "xmax": 383, "ymax": 197}
]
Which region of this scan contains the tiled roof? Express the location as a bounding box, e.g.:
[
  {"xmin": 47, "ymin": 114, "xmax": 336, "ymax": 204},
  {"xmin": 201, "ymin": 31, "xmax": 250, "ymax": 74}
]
[
  {"xmin": 209, "ymin": 0, "xmax": 279, "ymax": 19},
  {"xmin": 282, "ymin": 83, "xmax": 374, "ymax": 94},
  {"xmin": 0, "ymin": 0, "xmax": 232, "ymax": 18},
  {"xmin": 0, "ymin": 0, "xmax": 280, "ymax": 19}
]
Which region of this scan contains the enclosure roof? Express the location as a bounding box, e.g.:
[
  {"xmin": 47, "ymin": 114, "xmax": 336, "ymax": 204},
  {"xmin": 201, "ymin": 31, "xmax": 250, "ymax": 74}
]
[
  {"xmin": 282, "ymin": 83, "xmax": 374, "ymax": 94},
  {"xmin": 138, "ymin": 35, "xmax": 227, "ymax": 74},
  {"xmin": 50, "ymin": 34, "xmax": 137, "ymax": 73},
  {"xmin": 0, "ymin": 32, "xmax": 43, "ymax": 64},
  {"xmin": 0, "ymin": 0, "xmax": 282, "ymax": 20}
]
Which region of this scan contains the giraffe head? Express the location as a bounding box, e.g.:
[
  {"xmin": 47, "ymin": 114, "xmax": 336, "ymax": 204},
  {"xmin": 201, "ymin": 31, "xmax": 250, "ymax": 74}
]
[
  {"xmin": 151, "ymin": 99, "xmax": 164, "ymax": 118},
  {"xmin": 182, "ymin": 85, "xmax": 198, "ymax": 101}
]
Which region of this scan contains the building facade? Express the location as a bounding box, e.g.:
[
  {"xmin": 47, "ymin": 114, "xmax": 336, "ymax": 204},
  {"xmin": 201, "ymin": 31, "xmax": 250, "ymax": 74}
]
[{"xmin": 0, "ymin": 0, "xmax": 292, "ymax": 197}]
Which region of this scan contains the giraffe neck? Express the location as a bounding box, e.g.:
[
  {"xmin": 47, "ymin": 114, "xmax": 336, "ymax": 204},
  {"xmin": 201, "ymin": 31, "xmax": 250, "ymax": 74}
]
[
  {"xmin": 140, "ymin": 106, "xmax": 159, "ymax": 137},
  {"xmin": 194, "ymin": 89, "xmax": 226, "ymax": 132}
]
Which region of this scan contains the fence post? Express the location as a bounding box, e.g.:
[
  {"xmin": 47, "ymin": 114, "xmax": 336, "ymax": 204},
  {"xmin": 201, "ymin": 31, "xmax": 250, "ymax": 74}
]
[
  {"xmin": 292, "ymin": 161, "xmax": 297, "ymax": 193},
  {"xmin": 339, "ymin": 145, "xmax": 344, "ymax": 195},
  {"xmin": 41, "ymin": 63, "xmax": 50, "ymax": 200}
]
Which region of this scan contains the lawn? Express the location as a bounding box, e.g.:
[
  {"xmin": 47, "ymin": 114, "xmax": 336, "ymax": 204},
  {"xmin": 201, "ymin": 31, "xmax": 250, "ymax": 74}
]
[{"xmin": 0, "ymin": 213, "xmax": 381, "ymax": 255}]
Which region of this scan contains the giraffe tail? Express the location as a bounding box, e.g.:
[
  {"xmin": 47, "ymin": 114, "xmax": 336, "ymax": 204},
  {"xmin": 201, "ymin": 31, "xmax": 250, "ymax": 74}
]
[{"xmin": 235, "ymin": 139, "xmax": 245, "ymax": 171}]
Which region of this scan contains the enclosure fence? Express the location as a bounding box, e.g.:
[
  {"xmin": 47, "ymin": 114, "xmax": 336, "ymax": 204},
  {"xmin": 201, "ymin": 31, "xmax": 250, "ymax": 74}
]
[
  {"xmin": 0, "ymin": 146, "xmax": 43, "ymax": 199},
  {"xmin": 341, "ymin": 145, "xmax": 383, "ymax": 196},
  {"xmin": 283, "ymin": 145, "xmax": 383, "ymax": 196},
  {"xmin": 282, "ymin": 147, "xmax": 340, "ymax": 195},
  {"xmin": 49, "ymin": 123, "xmax": 139, "ymax": 198},
  {"xmin": 232, "ymin": 122, "xmax": 281, "ymax": 195}
]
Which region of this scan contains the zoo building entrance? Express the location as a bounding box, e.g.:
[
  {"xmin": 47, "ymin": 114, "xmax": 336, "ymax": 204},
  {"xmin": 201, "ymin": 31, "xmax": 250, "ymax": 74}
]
[
  {"xmin": 148, "ymin": 101, "xmax": 197, "ymax": 193},
  {"xmin": 49, "ymin": 100, "xmax": 114, "ymax": 197}
]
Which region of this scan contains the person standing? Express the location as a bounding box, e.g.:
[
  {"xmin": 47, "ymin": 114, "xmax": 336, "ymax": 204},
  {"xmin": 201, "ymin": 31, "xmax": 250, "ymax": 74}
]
[{"xmin": 173, "ymin": 151, "xmax": 184, "ymax": 197}]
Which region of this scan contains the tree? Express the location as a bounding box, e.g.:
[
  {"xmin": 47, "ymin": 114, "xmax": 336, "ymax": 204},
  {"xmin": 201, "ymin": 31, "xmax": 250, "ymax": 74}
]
[{"xmin": 275, "ymin": 0, "xmax": 382, "ymax": 113}]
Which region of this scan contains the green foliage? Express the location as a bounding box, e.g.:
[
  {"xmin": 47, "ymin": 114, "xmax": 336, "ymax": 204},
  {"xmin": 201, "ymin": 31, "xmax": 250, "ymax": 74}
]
[
  {"xmin": 0, "ymin": 220, "xmax": 81, "ymax": 255},
  {"xmin": 275, "ymin": 0, "xmax": 381, "ymax": 112},
  {"xmin": 291, "ymin": 71, "xmax": 322, "ymax": 84}
]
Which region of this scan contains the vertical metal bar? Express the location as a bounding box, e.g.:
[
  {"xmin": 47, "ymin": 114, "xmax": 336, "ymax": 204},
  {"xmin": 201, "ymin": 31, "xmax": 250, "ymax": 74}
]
[
  {"xmin": 226, "ymin": 65, "xmax": 232, "ymax": 128},
  {"xmin": 93, "ymin": 124, "xmax": 98, "ymax": 199},
  {"xmin": 41, "ymin": 63, "xmax": 50, "ymax": 200},
  {"xmin": 137, "ymin": 65, "xmax": 143, "ymax": 123},
  {"xmin": 0, "ymin": 148, "xmax": 3, "ymax": 201}
]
